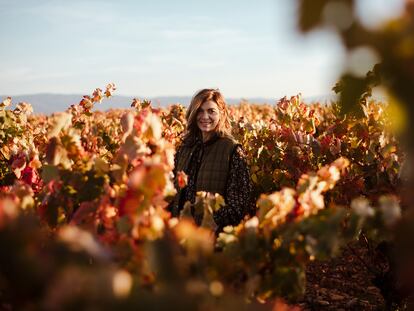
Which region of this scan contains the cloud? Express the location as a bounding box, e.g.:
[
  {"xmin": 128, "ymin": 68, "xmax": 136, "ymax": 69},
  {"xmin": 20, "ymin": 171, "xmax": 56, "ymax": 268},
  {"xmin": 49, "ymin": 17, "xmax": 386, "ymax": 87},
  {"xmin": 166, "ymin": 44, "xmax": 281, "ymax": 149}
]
[
  {"xmin": 1, "ymin": 69, "xmax": 78, "ymax": 82},
  {"xmin": 161, "ymin": 28, "xmax": 242, "ymax": 40},
  {"xmin": 23, "ymin": 1, "xmax": 116, "ymax": 24}
]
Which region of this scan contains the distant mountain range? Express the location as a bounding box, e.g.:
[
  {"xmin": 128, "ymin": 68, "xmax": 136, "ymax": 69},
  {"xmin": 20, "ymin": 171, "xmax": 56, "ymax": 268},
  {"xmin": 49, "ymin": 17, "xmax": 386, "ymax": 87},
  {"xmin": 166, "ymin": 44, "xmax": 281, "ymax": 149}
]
[{"xmin": 0, "ymin": 93, "xmax": 338, "ymax": 115}]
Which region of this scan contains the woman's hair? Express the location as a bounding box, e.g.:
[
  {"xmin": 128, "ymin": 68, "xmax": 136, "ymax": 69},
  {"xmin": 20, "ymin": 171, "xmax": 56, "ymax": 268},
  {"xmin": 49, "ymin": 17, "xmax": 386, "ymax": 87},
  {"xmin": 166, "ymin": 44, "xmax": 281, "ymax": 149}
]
[{"xmin": 183, "ymin": 88, "xmax": 233, "ymax": 144}]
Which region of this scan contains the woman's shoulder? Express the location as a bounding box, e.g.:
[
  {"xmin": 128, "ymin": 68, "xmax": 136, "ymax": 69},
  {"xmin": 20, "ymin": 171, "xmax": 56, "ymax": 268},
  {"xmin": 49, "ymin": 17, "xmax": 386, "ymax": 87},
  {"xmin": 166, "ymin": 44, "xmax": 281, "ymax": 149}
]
[
  {"xmin": 217, "ymin": 135, "xmax": 246, "ymax": 157},
  {"xmin": 217, "ymin": 135, "xmax": 239, "ymax": 147},
  {"xmin": 215, "ymin": 136, "xmax": 244, "ymax": 158}
]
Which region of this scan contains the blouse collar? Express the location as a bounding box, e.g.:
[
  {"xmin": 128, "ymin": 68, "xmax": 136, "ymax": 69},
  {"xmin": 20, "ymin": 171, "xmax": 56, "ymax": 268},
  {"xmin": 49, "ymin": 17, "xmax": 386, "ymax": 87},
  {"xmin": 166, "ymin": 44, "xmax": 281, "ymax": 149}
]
[
  {"xmin": 185, "ymin": 131, "xmax": 219, "ymax": 147},
  {"xmin": 202, "ymin": 132, "xmax": 219, "ymax": 146}
]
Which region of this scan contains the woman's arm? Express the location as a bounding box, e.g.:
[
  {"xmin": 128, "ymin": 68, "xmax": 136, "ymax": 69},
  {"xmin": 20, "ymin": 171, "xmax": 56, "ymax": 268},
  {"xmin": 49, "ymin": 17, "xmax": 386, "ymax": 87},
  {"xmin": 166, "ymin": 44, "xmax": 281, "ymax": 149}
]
[{"xmin": 213, "ymin": 145, "xmax": 255, "ymax": 230}]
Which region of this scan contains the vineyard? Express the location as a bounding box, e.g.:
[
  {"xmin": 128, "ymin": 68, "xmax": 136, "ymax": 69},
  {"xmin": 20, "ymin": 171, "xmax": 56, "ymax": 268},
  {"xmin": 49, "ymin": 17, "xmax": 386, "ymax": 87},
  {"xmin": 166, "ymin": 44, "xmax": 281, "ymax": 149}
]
[{"xmin": 0, "ymin": 84, "xmax": 411, "ymax": 310}]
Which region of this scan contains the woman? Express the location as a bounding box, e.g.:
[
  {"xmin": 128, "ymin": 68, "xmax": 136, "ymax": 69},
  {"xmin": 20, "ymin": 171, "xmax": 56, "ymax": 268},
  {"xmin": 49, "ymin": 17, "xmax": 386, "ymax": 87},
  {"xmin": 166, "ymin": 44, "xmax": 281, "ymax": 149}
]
[{"xmin": 169, "ymin": 88, "xmax": 255, "ymax": 231}]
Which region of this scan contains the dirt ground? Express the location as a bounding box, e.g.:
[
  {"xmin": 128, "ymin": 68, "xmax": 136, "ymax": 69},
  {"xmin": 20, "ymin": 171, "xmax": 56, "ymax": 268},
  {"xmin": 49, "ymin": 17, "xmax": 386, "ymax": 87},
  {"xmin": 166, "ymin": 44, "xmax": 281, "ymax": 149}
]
[{"xmin": 298, "ymin": 239, "xmax": 388, "ymax": 310}]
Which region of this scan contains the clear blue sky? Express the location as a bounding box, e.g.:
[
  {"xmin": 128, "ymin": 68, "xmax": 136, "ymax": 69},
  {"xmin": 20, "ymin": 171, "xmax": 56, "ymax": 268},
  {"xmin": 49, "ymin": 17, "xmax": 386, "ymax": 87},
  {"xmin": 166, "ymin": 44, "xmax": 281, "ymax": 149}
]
[{"xmin": 0, "ymin": 0, "xmax": 404, "ymax": 98}]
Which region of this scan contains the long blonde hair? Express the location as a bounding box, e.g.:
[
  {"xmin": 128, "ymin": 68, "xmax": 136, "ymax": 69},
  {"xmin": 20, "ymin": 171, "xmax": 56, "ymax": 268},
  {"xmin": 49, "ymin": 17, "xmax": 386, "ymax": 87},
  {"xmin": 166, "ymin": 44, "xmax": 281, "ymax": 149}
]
[{"xmin": 183, "ymin": 89, "xmax": 233, "ymax": 144}]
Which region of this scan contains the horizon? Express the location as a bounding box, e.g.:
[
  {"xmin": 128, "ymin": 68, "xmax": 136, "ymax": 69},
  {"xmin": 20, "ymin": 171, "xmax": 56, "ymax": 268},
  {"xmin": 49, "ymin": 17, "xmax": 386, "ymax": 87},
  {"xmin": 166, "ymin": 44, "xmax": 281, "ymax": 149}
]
[
  {"xmin": 1, "ymin": 90, "xmax": 334, "ymax": 99},
  {"xmin": 0, "ymin": 91, "xmax": 341, "ymax": 115}
]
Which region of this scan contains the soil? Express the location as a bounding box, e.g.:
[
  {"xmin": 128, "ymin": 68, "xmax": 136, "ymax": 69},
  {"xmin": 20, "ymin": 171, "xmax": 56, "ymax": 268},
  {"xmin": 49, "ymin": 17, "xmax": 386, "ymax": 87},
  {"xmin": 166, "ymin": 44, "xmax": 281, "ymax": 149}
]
[{"xmin": 298, "ymin": 239, "xmax": 388, "ymax": 311}]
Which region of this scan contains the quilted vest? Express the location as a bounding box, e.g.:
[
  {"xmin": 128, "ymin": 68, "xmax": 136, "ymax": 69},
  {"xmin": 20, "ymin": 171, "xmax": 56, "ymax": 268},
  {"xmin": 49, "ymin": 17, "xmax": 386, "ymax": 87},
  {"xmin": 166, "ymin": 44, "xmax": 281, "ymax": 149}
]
[{"xmin": 172, "ymin": 135, "xmax": 238, "ymax": 213}]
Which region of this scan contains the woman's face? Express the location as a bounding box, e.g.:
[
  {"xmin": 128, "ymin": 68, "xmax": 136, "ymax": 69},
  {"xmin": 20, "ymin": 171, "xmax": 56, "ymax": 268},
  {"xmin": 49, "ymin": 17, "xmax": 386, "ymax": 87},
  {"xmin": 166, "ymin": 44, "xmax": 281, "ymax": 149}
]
[{"xmin": 196, "ymin": 100, "xmax": 220, "ymax": 136}]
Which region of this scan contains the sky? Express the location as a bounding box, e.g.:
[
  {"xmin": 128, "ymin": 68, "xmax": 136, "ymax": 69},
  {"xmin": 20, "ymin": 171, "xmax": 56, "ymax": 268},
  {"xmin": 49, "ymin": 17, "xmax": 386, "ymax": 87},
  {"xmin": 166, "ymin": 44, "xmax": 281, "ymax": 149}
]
[{"xmin": 0, "ymin": 0, "xmax": 405, "ymax": 99}]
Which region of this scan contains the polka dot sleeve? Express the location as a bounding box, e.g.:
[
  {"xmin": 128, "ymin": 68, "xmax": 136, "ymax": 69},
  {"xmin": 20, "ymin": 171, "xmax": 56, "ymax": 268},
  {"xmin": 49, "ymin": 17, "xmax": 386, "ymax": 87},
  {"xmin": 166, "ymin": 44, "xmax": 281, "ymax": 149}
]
[{"xmin": 213, "ymin": 145, "xmax": 255, "ymax": 230}]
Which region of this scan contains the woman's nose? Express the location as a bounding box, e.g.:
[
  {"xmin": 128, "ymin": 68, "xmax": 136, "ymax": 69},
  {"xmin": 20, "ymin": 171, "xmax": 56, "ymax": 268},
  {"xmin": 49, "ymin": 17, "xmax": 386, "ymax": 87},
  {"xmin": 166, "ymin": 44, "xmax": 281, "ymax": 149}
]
[{"xmin": 200, "ymin": 111, "xmax": 209, "ymax": 118}]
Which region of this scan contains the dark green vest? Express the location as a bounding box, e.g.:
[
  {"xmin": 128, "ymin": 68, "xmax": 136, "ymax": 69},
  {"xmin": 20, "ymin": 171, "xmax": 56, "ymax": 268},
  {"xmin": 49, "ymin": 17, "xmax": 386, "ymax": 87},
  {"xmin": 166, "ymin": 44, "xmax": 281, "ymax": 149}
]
[{"xmin": 172, "ymin": 136, "xmax": 238, "ymax": 212}]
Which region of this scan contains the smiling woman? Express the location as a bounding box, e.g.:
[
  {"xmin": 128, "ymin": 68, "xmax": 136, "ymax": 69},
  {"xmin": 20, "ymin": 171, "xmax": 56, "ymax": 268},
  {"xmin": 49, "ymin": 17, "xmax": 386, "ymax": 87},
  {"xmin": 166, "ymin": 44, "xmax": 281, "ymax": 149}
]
[
  {"xmin": 196, "ymin": 100, "xmax": 221, "ymax": 142},
  {"xmin": 168, "ymin": 89, "xmax": 256, "ymax": 232}
]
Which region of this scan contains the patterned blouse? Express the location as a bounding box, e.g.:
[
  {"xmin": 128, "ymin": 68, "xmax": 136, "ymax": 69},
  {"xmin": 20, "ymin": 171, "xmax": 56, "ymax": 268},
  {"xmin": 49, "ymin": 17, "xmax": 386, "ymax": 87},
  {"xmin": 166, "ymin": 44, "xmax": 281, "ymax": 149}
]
[{"xmin": 171, "ymin": 135, "xmax": 255, "ymax": 230}]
